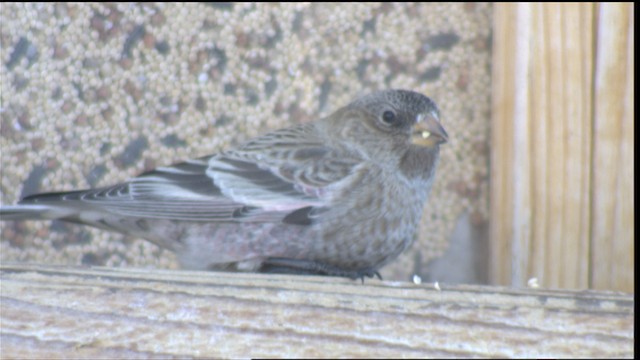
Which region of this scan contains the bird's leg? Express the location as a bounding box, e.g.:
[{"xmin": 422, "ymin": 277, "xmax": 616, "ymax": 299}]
[{"xmin": 261, "ymin": 257, "xmax": 382, "ymax": 282}]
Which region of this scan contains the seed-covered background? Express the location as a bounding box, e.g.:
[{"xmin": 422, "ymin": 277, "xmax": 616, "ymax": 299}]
[{"xmin": 0, "ymin": 3, "xmax": 492, "ymax": 281}]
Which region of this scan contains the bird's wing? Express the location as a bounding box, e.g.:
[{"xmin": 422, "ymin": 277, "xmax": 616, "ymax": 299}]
[
  {"xmin": 28, "ymin": 125, "xmax": 365, "ymax": 223},
  {"xmin": 208, "ymin": 123, "xmax": 365, "ymax": 212}
]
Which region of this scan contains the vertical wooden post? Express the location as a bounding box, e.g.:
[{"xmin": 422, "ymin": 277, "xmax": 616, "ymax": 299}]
[
  {"xmin": 591, "ymin": 3, "xmax": 635, "ymax": 291},
  {"xmin": 490, "ymin": 2, "xmax": 518, "ymax": 287},
  {"xmin": 490, "ymin": 3, "xmax": 633, "ymax": 291}
]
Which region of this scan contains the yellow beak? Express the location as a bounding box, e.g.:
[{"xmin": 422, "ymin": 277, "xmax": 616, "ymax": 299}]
[{"xmin": 411, "ymin": 112, "xmax": 448, "ymax": 147}]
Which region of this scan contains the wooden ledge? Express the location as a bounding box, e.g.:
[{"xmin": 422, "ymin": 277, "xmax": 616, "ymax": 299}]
[{"xmin": 0, "ymin": 263, "xmax": 634, "ymax": 358}]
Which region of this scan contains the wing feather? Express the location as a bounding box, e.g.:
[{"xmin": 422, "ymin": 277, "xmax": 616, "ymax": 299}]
[{"xmin": 22, "ymin": 124, "xmax": 366, "ymax": 223}]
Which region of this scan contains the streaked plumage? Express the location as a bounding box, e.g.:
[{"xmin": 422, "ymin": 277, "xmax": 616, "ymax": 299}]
[{"xmin": 0, "ymin": 89, "xmax": 448, "ymax": 279}]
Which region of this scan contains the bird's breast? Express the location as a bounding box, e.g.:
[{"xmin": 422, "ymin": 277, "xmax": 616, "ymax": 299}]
[{"xmin": 307, "ymin": 169, "xmax": 432, "ymax": 270}]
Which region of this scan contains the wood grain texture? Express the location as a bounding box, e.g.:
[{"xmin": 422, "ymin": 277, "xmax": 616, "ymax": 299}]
[
  {"xmin": 491, "ymin": 3, "xmax": 633, "ymax": 291},
  {"xmin": 490, "ymin": 2, "xmax": 517, "ymax": 288},
  {"xmin": 591, "ymin": 3, "xmax": 635, "ymax": 291},
  {"xmin": 0, "ymin": 263, "xmax": 634, "ymax": 358}
]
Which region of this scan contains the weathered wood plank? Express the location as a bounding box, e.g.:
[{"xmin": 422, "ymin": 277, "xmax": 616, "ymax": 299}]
[{"xmin": 0, "ymin": 263, "xmax": 634, "ymax": 358}]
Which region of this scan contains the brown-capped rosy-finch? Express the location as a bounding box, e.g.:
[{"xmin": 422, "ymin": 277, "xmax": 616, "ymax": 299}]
[{"xmin": 0, "ymin": 89, "xmax": 448, "ymax": 280}]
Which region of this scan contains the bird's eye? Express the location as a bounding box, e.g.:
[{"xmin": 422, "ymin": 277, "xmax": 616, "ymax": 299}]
[{"xmin": 381, "ymin": 110, "xmax": 397, "ymax": 125}]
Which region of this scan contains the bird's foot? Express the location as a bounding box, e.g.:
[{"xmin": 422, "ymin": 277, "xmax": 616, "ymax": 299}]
[{"xmin": 261, "ymin": 257, "xmax": 382, "ymax": 283}]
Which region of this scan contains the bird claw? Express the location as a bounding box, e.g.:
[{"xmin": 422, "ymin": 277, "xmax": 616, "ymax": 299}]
[
  {"xmin": 261, "ymin": 257, "xmax": 382, "ymax": 282},
  {"xmin": 355, "ymin": 270, "xmax": 383, "ymax": 283}
]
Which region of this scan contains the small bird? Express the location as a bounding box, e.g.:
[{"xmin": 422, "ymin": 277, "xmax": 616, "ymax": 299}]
[{"xmin": 0, "ymin": 89, "xmax": 448, "ymax": 280}]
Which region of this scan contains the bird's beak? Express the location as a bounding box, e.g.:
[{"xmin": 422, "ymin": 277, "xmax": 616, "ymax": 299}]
[{"xmin": 411, "ymin": 111, "xmax": 448, "ymax": 147}]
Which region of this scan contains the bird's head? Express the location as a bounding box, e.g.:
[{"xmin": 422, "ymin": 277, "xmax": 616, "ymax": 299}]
[{"xmin": 326, "ymin": 89, "xmax": 448, "ymax": 168}]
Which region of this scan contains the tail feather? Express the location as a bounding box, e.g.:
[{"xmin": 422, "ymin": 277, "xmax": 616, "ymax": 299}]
[
  {"xmin": 0, "ymin": 204, "xmax": 78, "ymax": 221},
  {"xmin": 20, "ymin": 189, "xmax": 90, "ymax": 203},
  {"xmin": 1, "ymin": 188, "xmax": 98, "ymax": 221}
]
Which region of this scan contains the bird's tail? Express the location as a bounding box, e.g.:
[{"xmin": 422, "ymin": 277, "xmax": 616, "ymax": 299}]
[
  {"xmin": 0, "ymin": 204, "xmax": 78, "ymax": 220},
  {"xmin": 0, "ymin": 190, "xmax": 87, "ymax": 221}
]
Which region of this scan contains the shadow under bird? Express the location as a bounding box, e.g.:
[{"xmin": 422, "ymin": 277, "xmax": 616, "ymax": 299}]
[{"xmin": 0, "ymin": 89, "xmax": 448, "ymax": 280}]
